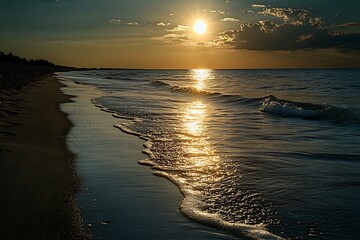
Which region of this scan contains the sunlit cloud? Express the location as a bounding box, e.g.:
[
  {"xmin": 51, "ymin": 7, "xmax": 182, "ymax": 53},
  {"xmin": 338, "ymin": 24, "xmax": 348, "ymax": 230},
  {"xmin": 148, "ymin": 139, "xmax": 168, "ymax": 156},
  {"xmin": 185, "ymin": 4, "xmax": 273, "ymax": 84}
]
[
  {"xmin": 166, "ymin": 25, "xmax": 189, "ymax": 32},
  {"xmin": 218, "ymin": 19, "xmax": 360, "ymax": 51},
  {"xmin": 157, "ymin": 22, "xmax": 171, "ymax": 26},
  {"xmin": 258, "ymin": 7, "xmax": 313, "ymax": 25},
  {"xmin": 213, "ymin": 6, "xmax": 360, "ymax": 51},
  {"xmin": 148, "ymin": 5, "xmax": 360, "ymax": 53},
  {"xmin": 251, "ymin": 4, "xmax": 266, "ymax": 8},
  {"xmin": 158, "ymin": 33, "xmax": 191, "ymax": 44},
  {"xmin": 209, "ymin": 9, "xmax": 226, "ymax": 15},
  {"xmin": 220, "ymin": 18, "xmax": 239, "ymax": 22},
  {"xmin": 127, "ymin": 22, "xmax": 138, "ymax": 26},
  {"xmin": 154, "ymin": 32, "xmax": 219, "ymax": 48}
]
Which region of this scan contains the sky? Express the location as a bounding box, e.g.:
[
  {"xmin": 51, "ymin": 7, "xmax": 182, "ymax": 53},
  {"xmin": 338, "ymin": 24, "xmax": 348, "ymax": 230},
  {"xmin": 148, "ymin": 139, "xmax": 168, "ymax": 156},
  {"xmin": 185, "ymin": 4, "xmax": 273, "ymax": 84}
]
[{"xmin": 0, "ymin": 0, "xmax": 359, "ymax": 69}]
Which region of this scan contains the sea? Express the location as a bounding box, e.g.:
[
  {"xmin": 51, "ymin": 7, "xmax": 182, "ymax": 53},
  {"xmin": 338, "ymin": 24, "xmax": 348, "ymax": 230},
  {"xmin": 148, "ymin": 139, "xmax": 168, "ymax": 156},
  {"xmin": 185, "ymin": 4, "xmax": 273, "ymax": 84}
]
[{"xmin": 58, "ymin": 69, "xmax": 360, "ymax": 240}]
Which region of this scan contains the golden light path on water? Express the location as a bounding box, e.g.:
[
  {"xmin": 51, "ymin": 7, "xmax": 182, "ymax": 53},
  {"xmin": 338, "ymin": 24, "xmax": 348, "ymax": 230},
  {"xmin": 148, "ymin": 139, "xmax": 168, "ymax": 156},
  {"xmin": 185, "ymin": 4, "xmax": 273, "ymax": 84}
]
[
  {"xmin": 192, "ymin": 69, "xmax": 211, "ymax": 91},
  {"xmin": 176, "ymin": 71, "xmax": 279, "ymax": 240},
  {"xmin": 180, "ymin": 69, "xmax": 221, "ymax": 174}
]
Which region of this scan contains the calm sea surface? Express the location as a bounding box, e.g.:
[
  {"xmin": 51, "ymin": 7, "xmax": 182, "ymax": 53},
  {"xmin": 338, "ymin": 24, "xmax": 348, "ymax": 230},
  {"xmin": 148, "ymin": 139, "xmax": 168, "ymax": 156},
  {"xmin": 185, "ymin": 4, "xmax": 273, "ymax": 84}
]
[{"xmin": 59, "ymin": 69, "xmax": 360, "ymax": 239}]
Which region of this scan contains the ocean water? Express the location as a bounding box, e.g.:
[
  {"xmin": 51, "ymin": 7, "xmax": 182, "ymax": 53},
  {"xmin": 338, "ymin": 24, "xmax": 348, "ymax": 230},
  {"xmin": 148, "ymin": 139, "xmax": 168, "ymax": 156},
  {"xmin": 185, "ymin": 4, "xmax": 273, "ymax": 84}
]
[{"xmin": 59, "ymin": 69, "xmax": 360, "ymax": 240}]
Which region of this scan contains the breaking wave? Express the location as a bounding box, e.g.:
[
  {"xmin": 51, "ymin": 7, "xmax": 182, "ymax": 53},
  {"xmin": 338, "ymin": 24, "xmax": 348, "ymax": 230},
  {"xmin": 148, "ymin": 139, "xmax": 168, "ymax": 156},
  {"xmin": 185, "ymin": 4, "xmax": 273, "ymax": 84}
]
[
  {"xmin": 260, "ymin": 95, "xmax": 359, "ymax": 123},
  {"xmin": 151, "ymin": 80, "xmax": 359, "ymax": 123}
]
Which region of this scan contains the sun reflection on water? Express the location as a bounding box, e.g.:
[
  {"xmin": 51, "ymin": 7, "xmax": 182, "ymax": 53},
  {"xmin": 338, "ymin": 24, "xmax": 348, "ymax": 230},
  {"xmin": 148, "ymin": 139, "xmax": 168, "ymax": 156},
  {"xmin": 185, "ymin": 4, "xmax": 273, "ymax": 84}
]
[
  {"xmin": 181, "ymin": 101, "xmax": 220, "ymax": 169},
  {"xmin": 183, "ymin": 101, "xmax": 206, "ymax": 136},
  {"xmin": 179, "ymin": 70, "xmax": 220, "ymax": 171},
  {"xmin": 192, "ymin": 69, "xmax": 212, "ymax": 91}
]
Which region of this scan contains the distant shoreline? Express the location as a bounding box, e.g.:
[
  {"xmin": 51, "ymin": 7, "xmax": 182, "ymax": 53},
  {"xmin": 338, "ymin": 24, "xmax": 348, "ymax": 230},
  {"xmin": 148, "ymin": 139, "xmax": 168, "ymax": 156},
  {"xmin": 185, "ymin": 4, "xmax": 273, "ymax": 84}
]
[{"xmin": 75, "ymin": 67, "xmax": 360, "ymax": 71}]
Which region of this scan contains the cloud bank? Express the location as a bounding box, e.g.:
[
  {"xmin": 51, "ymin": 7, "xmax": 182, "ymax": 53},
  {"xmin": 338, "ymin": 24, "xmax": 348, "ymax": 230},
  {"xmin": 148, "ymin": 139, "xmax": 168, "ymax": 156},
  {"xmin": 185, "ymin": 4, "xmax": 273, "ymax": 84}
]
[{"xmin": 218, "ymin": 7, "xmax": 360, "ymax": 51}]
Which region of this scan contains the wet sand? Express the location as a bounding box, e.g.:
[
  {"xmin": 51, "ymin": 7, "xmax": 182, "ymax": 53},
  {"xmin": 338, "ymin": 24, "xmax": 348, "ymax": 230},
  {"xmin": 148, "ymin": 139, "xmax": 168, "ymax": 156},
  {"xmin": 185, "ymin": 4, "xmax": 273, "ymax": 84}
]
[{"xmin": 0, "ymin": 75, "xmax": 86, "ymax": 239}]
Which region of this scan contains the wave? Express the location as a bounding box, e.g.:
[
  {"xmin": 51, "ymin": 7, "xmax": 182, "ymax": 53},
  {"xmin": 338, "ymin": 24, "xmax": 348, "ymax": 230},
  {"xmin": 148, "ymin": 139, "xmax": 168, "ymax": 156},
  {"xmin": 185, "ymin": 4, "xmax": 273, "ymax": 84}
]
[
  {"xmin": 112, "ymin": 118, "xmax": 284, "ymax": 239},
  {"xmin": 99, "ymin": 87, "xmax": 284, "ymax": 239},
  {"xmin": 151, "ymin": 80, "xmax": 171, "ymax": 87},
  {"xmin": 150, "ymin": 81, "xmax": 359, "ymax": 123},
  {"xmin": 260, "ymin": 95, "xmax": 359, "ymax": 123},
  {"xmin": 135, "ymin": 133, "xmax": 284, "ymax": 239},
  {"xmin": 151, "ymin": 80, "xmax": 219, "ymax": 96},
  {"xmin": 153, "ymin": 170, "xmax": 284, "ymax": 240},
  {"xmin": 150, "ymin": 80, "xmax": 250, "ymax": 104}
]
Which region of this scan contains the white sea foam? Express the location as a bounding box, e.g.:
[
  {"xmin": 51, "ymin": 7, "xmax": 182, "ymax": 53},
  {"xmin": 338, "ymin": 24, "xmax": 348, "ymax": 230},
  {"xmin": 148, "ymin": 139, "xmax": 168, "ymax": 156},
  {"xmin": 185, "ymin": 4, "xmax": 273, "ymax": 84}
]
[
  {"xmin": 143, "ymin": 140, "xmax": 153, "ymax": 149},
  {"xmin": 154, "ymin": 171, "xmax": 284, "ymax": 240},
  {"xmin": 138, "ymin": 158, "xmax": 156, "ymax": 167},
  {"xmin": 112, "ymin": 113, "xmax": 137, "ymax": 121},
  {"xmin": 114, "ymin": 123, "xmax": 142, "ymax": 137},
  {"xmin": 116, "ymin": 120, "xmax": 285, "ymax": 239},
  {"xmin": 141, "ymin": 148, "xmax": 155, "ymax": 159}
]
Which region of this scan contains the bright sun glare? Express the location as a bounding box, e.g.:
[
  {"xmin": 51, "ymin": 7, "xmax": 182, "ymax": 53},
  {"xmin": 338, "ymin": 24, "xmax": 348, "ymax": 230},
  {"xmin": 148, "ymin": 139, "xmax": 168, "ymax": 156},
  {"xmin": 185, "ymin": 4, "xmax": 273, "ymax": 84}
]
[{"xmin": 194, "ymin": 20, "xmax": 207, "ymax": 34}]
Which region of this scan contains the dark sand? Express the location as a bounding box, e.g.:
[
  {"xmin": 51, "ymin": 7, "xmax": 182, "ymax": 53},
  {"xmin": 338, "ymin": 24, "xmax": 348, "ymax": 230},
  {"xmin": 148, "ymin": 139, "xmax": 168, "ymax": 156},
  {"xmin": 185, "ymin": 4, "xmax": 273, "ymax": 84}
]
[
  {"xmin": 0, "ymin": 63, "xmax": 62, "ymax": 89},
  {"xmin": 0, "ymin": 75, "xmax": 86, "ymax": 239}
]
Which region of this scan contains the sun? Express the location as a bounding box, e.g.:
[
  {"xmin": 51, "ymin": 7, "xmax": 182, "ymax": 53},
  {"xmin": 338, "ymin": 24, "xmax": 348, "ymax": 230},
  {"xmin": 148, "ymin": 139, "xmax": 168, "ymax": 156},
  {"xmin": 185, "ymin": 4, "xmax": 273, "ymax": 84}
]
[{"xmin": 194, "ymin": 20, "xmax": 207, "ymax": 34}]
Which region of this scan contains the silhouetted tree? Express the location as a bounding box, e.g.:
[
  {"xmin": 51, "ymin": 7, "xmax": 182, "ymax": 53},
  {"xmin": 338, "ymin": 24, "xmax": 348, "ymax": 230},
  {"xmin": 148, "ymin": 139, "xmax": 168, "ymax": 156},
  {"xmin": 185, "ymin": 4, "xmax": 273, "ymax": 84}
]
[{"xmin": 0, "ymin": 51, "xmax": 56, "ymax": 67}]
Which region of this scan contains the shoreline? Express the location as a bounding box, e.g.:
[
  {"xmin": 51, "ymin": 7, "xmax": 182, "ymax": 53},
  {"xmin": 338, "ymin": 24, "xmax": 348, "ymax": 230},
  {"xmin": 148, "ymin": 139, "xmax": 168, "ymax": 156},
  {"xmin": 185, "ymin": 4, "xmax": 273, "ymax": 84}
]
[
  {"xmin": 59, "ymin": 77, "xmax": 237, "ymax": 240},
  {"xmin": 0, "ymin": 74, "xmax": 86, "ymax": 239},
  {"xmin": 0, "ymin": 68, "xmax": 236, "ymax": 239}
]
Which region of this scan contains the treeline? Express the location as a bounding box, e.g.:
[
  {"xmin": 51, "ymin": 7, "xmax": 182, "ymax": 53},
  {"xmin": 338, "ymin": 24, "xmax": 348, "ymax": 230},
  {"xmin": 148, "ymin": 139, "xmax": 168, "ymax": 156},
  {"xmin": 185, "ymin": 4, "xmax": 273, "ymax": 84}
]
[{"xmin": 0, "ymin": 51, "xmax": 57, "ymax": 67}]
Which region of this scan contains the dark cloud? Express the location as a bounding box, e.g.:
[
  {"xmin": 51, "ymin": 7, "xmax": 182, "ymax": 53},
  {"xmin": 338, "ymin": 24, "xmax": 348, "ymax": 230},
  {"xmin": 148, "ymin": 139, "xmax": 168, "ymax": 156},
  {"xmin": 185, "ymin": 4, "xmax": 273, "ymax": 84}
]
[
  {"xmin": 331, "ymin": 22, "xmax": 360, "ymax": 28},
  {"xmin": 218, "ymin": 8, "xmax": 360, "ymax": 51}
]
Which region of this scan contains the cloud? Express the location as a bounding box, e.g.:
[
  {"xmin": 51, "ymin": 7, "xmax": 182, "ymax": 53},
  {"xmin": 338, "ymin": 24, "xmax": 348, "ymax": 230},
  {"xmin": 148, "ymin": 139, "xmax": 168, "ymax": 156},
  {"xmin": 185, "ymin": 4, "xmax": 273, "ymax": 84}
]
[
  {"xmin": 258, "ymin": 7, "xmax": 314, "ymax": 25},
  {"xmin": 209, "ymin": 9, "xmax": 226, "ymax": 15},
  {"xmin": 218, "ymin": 8, "xmax": 360, "ymax": 51},
  {"xmin": 157, "ymin": 22, "xmax": 171, "ymax": 26},
  {"xmin": 108, "ymin": 19, "xmax": 122, "ymax": 24},
  {"xmin": 251, "ymin": 4, "xmax": 265, "ymax": 8},
  {"xmin": 166, "ymin": 25, "xmax": 189, "ymax": 32},
  {"xmin": 332, "ymin": 22, "xmax": 360, "ymax": 28},
  {"xmin": 151, "ymin": 6, "xmax": 359, "ymax": 52},
  {"xmin": 127, "ymin": 22, "xmax": 138, "ymax": 26},
  {"xmin": 156, "ymin": 33, "xmax": 219, "ymax": 48},
  {"xmin": 158, "ymin": 33, "xmax": 192, "ymax": 44},
  {"xmin": 154, "ymin": 32, "xmax": 219, "ymax": 47},
  {"xmin": 221, "ymin": 18, "xmax": 240, "ymax": 22}
]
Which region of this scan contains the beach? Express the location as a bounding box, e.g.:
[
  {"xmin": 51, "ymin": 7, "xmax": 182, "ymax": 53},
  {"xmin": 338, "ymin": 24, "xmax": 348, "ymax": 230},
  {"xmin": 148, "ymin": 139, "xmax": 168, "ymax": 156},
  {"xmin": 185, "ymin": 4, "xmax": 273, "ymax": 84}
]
[
  {"xmin": 0, "ymin": 72, "xmax": 86, "ymax": 239},
  {"xmin": 0, "ymin": 66, "xmax": 237, "ymax": 239}
]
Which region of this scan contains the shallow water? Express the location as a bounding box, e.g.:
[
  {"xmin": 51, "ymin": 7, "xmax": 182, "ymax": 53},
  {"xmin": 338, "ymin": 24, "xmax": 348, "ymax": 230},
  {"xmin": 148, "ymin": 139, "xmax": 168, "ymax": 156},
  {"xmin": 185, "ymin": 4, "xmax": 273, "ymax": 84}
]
[
  {"xmin": 60, "ymin": 80, "xmax": 236, "ymax": 240},
  {"xmin": 59, "ymin": 69, "xmax": 360, "ymax": 239}
]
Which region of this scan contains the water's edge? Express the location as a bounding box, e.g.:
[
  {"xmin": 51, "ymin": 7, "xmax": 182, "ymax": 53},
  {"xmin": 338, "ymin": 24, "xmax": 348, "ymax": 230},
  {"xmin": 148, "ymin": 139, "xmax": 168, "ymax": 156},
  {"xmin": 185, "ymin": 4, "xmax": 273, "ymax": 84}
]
[{"xmin": 58, "ymin": 76, "xmax": 240, "ymax": 240}]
